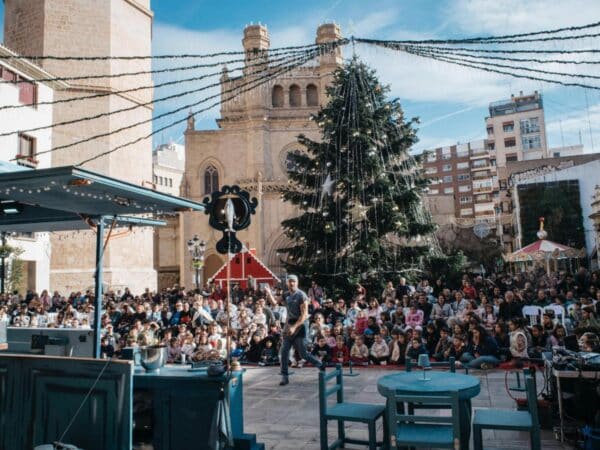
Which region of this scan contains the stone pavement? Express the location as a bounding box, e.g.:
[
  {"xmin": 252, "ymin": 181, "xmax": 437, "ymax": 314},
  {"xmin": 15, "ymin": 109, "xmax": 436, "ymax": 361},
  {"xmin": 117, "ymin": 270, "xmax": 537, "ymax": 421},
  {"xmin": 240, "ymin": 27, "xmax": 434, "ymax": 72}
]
[{"xmin": 242, "ymin": 366, "xmax": 573, "ymax": 450}]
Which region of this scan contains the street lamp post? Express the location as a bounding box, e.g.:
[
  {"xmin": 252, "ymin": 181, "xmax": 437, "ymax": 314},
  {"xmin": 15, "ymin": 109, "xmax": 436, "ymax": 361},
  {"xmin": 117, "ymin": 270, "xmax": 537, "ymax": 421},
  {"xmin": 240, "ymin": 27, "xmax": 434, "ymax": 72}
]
[{"xmin": 187, "ymin": 235, "xmax": 206, "ymax": 292}]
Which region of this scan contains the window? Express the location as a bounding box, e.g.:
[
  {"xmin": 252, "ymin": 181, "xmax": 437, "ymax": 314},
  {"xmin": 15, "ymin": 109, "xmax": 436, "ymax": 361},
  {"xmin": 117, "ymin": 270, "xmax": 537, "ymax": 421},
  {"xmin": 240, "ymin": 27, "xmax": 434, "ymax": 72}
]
[
  {"xmin": 289, "ymin": 84, "xmax": 301, "ymax": 107},
  {"xmin": 18, "ymin": 134, "xmax": 35, "ymax": 157},
  {"xmin": 486, "ymin": 142, "xmax": 495, "ymax": 150},
  {"xmin": 429, "ymin": 189, "xmax": 439, "ymax": 194},
  {"xmin": 425, "ymin": 166, "xmax": 437, "ymax": 174},
  {"xmin": 444, "ymin": 187, "xmax": 454, "ymax": 194},
  {"xmin": 306, "ymin": 84, "xmax": 318, "ymax": 106},
  {"xmin": 204, "ymin": 165, "xmax": 219, "ymax": 194},
  {"xmin": 1, "ymin": 66, "xmax": 16, "ymax": 82},
  {"xmin": 553, "ymin": 152, "xmax": 561, "ymax": 158},
  {"xmin": 441, "ymin": 147, "xmax": 452, "ymax": 159},
  {"xmin": 460, "ymin": 208, "xmax": 473, "ymax": 216},
  {"xmin": 506, "ymin": 155, "xmax": 518, "ymax": 162},
  {"xmin": 459, "ymin": 196, "xmax": 472, "ymax": 204},
  {"xmin": 522, "ymin": 134, "xmax": 541, "ymax": 150},
  {"xmin": 457, "ymin": 174, "xmax": 470, "ymax": 181},
  {"xmin": 443, "ymin": 175, "xmax": 453, "ymax": 183},
  {"xmin": 456, "ymin": 162, "xmax": 469, "ymax": 170},
  {"xmin": 426, "ymin": 153, "xmax": 437, "ymax": 162},
  {"xmin": 272, "ymin": 85, "xmax": 284, "ymax": 107},
  {"xmin": 486, "ymin": 126, "xmax": 494, "ymax": 135},
  {"xmin": 169, "ymin": 178, "xmax": 173, "ymax": 187},
  {"xmin": 458, "ymin": 185, "xmax": 471, "ymax": 193},
  {"xmin": 499, "ymin": 180, "xmax": 507, "ymax": 189},
  {"xmin": 442, "ymin": 164, "xmax": 452, "ymax": 172},
  {"xmin": 501, "ymin": 201, "xmax": 512, "ymax": 212},
  {"xmin": 520, "ymin": 117, "xmax": 540, "ymax": 134},
  {"xmin": 472, "ymin": 159, "xmax": 488, "ymax": 168},
  {"xmin": 504, "ymin": 138, "xmax": 516, "ymax": 147},
  {"xmin": 153, "ymin": 175, "xmax": 158, "ymax": 184},
  {"xmin": 158, "ymin": 176, "xmax": 163, "ymax": 185},
  {"xmin": 502, "ymin": 121, "xmax": 514, "ymax": 133},
  {"xmin": 18, "ymin": 80, "xmax": 37, "ymax": 106}
]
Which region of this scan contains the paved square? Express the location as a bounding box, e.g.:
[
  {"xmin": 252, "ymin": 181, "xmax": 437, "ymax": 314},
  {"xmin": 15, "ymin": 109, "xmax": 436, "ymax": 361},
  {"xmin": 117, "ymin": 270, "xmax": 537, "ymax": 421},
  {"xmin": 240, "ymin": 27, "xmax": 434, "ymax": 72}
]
[{"xmin": 242, "ymin": 366, "xmax": 571, "ymax": 450}]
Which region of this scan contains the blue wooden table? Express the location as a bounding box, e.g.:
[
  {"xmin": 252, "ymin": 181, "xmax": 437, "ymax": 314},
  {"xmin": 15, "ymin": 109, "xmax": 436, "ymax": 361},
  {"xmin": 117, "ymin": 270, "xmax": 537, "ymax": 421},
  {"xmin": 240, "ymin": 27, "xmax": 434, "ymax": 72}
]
[{"xmin": 377, "ymin": 371, "xmax": 481, "ymax": 449}]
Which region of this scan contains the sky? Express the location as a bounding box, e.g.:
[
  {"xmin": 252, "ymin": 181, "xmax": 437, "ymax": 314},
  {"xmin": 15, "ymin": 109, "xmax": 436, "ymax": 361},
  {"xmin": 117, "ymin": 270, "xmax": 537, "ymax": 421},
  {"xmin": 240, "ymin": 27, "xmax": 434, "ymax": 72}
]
[{"xmin": 1, "ymin": 0, "xmax": 600, "ymax": 153}]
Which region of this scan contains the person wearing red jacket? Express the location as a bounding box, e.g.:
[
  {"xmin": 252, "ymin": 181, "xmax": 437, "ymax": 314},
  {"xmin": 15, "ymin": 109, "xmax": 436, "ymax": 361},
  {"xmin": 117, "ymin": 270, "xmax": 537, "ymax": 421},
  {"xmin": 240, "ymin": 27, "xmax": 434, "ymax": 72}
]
[
  {"xmin": 462, "ymin": 280, "xmax": 477, "ymax": 300},
  {"xmin": 331, "ymin": 335, "xmax": 350, "ymax": 365}
]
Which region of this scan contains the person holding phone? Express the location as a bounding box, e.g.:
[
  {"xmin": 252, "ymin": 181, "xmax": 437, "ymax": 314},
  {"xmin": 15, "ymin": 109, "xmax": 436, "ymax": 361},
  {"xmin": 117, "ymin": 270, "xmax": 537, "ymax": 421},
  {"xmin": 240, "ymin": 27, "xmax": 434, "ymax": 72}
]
[{"xmin": 265, "ymin": 275, "xmax": 325, "ymax": 385}]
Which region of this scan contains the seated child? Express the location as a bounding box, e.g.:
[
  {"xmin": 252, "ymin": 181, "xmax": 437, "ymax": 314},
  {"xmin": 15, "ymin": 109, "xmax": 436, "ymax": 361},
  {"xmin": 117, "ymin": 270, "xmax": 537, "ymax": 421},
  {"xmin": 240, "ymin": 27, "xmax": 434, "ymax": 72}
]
[{"xmin": 350, "ymin": 335, "xmax": 369, "ymax": 366}]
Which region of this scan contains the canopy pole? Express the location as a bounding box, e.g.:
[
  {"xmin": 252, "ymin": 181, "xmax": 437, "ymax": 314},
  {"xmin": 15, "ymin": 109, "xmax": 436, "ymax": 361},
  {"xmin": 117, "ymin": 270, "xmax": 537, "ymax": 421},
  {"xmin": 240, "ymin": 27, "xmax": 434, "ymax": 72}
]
[{"xmin": 93, "ymin": 216, "xmax": 105, "ymax": 359}]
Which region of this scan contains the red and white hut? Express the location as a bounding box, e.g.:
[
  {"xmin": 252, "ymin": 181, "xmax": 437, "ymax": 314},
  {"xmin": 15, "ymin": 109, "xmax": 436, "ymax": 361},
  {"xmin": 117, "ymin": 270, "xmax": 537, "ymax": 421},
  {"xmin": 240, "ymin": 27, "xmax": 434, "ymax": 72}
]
[{"xmin": 208, "ymin": 247, "xmax": 280, "ymax": 289}]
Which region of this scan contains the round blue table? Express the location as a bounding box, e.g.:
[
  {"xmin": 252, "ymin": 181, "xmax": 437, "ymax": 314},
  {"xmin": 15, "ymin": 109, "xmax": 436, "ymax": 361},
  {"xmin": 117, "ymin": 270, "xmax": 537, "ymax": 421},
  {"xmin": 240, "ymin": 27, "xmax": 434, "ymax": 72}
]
[{"xmin": 377, "ymin": 371, "xmax": 481, "ymax": 449}]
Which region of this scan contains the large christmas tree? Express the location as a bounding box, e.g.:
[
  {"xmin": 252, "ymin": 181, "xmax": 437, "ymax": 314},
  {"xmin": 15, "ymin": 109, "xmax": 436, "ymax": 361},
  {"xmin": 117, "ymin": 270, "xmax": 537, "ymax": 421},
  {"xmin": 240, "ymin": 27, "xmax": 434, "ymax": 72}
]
[{"xmin": 280, "ymin": 58, "xmax": 436, "ymax": 296}]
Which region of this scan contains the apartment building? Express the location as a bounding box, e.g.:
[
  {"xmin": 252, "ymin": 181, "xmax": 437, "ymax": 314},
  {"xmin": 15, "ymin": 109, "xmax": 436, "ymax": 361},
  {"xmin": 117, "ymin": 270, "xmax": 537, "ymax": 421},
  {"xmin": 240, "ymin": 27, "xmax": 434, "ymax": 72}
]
[
  {"xmin": 423, "ymin": 140, "xmax": 498, "ymax": 225},
  {"xmin": 422, "ymin": 91, "xmax": 557, "ymax": 250},
  {"xmin": 485, "ymin": 91, "xmax": 549, "ymax": 166}
]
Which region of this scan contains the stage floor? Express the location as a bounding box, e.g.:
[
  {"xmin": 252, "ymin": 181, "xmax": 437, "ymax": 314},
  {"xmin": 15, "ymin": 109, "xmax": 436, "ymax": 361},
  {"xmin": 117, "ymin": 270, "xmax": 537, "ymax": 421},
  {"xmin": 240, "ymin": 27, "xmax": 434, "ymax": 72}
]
[{"xmin": 242, "ymin": 366, "xmax": 571, "ymax": 450}]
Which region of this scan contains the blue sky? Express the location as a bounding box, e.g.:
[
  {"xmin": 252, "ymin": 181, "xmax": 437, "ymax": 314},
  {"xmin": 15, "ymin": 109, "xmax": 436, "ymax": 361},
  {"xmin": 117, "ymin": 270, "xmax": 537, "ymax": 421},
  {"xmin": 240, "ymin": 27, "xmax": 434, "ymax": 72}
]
[{"xmin": 2, "ymin": 0, "xmax": 600, "ymax": 153}]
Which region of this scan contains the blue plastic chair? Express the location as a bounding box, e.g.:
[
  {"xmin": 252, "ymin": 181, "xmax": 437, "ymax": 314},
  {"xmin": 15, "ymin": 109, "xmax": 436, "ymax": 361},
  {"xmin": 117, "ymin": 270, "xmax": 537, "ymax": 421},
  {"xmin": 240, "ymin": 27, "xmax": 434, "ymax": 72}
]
[
  {"xmin": 391, "ymin": 392, "xmax": 461, "ymax": 449},
  {"xmin": 473, "ymin": 374, "xmax": 541, "ymax": 450},
  {"xmin": 318, "ymin": 364, "xmax": 387, "ymax": 450}
]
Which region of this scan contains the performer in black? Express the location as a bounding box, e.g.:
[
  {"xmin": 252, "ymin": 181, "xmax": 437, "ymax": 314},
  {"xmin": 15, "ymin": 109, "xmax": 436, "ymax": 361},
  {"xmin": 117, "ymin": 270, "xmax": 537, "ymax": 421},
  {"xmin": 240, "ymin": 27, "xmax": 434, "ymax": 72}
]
[{"xmin": 265, "ymin": 275, "xmax": 325, "ymax": 385}]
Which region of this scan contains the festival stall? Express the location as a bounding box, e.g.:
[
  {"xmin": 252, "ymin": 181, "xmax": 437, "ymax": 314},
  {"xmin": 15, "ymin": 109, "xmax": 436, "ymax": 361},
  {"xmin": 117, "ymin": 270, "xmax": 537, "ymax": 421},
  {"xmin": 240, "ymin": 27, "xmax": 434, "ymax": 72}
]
[
  {"xmin": 209, "ymin": 247, "xmax": 280, "ymax": 290},
  {"xmin": 504, "ymin": 218, "xmax": 585, "ymax": 274}
]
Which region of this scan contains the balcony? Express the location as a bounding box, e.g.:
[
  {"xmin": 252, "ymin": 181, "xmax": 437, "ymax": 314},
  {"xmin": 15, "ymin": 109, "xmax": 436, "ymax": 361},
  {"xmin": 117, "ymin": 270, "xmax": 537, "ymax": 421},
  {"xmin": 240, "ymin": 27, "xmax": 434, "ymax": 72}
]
[
  {"xmin": 15, "ymin": 154, "xmax": 38, "ymax": 168},
  {"xmin": 471, "ymin": 164, "xmax": 493, "ymax": 173},
  {"xmin": 475, "ymin": 210, "xmax": 496, "ymax": 220},
  {"xmin": 472, "ymin": 170, "xmax": 496, "ymax": 180},
  {"xmin": 473, "ymin": 185, "xmax": 494, "ymax": 194},
  {"xmin": 470, "ymin": 149, "xmax": 491, "ymax": 160}
]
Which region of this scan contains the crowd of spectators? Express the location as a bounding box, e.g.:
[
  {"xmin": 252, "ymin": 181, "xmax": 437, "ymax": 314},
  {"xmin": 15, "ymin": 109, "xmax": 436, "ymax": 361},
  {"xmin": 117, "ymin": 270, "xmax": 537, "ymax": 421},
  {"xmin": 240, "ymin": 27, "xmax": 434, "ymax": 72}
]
[{"xmin": 1, "ymin": 268, "xmax": 599, "ymax": 368}]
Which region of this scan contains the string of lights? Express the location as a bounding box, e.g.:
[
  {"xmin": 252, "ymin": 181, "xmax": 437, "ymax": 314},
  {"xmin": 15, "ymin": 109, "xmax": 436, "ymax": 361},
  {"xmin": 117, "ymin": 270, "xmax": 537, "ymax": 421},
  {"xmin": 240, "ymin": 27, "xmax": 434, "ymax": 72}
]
[
  {"xmin": 0, "ymin": 49, "xmax": 317, "ymax": 138},
  {"xmin": 403, "ymin": 46, "xmax": 600, "ymax": 90},
  {"xmin": 355, "ymin": 38, "xmax": 600, "ymax": 54},
  {"xmin": 388, "ymin": 20, "xmax": 600, "ymax": 44},
  {"xmin": 0, "ymin": 45, "xmax": 321, "ymax": 85},
  {"xmin": 0, "ymin": 40, "xmax": 347, "ymax": 61},
  {"xmin": 385, "ymin": 30, "xmax": 600, "ymax": 45},
  {"xmin": 23, "ymin": 46, "xmax": 328, "ymax": 163},
  {"xmin": 402, "ymin": 48, "xmax": 600, "ymax": 65},
  {"xmin": 0, "ymin": 49, "xmax": 308, "ymax": 112},
  {"xmin": 403, "ymin": 45, "xmax": 600, "ymax": 80},
  {"xmin": 76, "ymin": 50, "xmax": 321, "ymax": 166}
]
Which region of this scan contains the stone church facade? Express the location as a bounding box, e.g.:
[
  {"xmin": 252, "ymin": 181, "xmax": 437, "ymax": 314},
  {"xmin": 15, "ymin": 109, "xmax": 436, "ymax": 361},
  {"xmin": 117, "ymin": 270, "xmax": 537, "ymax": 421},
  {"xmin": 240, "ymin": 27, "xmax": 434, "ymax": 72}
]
[{"xmin": 179, "ymin": 23, "xmax": 343, "ymax": 288}]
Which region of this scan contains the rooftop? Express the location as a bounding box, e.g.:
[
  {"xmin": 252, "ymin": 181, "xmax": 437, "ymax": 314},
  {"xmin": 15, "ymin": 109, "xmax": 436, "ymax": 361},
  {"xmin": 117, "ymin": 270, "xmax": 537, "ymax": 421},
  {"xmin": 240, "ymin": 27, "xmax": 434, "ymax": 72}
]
[{"xmin": 488, "ymin": 91, "xmax": 543, "ymax": 118}]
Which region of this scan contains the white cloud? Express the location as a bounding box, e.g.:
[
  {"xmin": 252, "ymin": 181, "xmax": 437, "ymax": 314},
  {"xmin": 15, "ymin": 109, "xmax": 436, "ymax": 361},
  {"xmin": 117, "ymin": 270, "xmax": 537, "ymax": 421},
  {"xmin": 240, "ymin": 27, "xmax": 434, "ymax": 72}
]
[
  {"xmin": 446, "ymin": 0, "xmax": 600, "ymax": 35},
  {"xmin": 546, "ymin": 102, "xmax": 600, "ymax": 151}
]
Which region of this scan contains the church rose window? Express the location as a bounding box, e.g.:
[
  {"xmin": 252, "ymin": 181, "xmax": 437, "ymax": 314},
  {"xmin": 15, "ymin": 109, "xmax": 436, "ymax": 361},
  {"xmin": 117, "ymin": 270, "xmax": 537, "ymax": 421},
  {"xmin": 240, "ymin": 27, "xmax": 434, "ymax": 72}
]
[
  {"xmin": 204, "ymin": 165, "xmax": 219, "ymax": 194},
  {"xmin": 285, "ymin": 150, "xmax": 303, "ymax": 174}
]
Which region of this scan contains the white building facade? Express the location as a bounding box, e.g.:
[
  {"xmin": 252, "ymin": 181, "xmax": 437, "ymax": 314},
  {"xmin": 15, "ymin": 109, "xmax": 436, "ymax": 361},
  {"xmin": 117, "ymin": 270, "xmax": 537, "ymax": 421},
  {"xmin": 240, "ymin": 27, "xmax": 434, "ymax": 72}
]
[{"xmin": 0, "ymin": 44, "xmax": 65, "ymax": 293}]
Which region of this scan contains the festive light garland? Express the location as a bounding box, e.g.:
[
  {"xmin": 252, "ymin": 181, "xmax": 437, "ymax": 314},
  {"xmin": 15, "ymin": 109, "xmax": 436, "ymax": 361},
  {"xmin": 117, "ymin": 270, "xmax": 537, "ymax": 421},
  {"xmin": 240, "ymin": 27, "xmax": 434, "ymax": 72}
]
[
  {"xmin": 76, "ymin": 48, "xmax": 328, "ymax": 166},
  {"xmin": 0, "ymin": 41, "xmax": 342, "ymax": 61},
  {"xmin": 0, "ymin": 45, "xmax": 319, "ymax": 85},
  {"xmin": 403, "ymin": 47, "xmax": 600, "ymax": 90},
  {"xmin": 403, "ymin": 45, "xmax": 600, "ymax": 81},
  {"xmin": 1, "ymin": 49, "xmax": 321, "ymax": 138}
]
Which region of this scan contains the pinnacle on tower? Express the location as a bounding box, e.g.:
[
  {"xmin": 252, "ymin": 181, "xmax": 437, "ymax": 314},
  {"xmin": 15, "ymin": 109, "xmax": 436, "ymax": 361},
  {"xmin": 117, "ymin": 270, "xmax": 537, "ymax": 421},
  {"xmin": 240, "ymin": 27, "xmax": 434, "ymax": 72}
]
[
  {"xmin": 316, "ymin": 23, "xmax": 343, "ymax": 70},
  {"xmin": 242, "ymin": 23, "xmax": 270, "ymax": 75}
]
